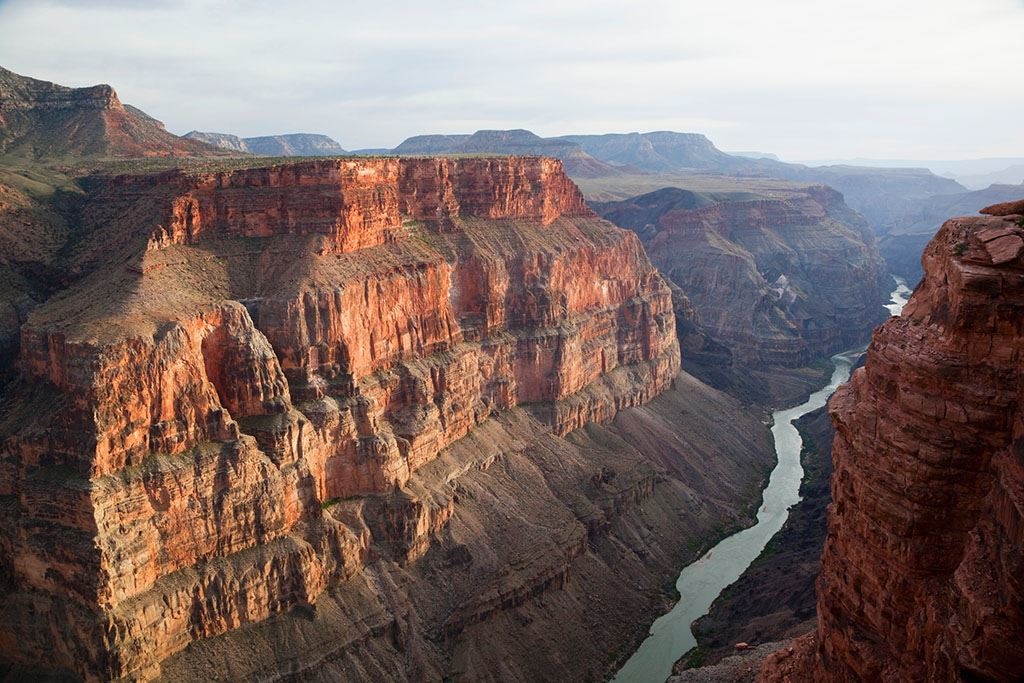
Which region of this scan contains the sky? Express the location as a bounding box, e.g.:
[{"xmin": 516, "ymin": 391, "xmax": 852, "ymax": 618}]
[{"xmin": 0, "ymin": 0, "xmax": 1022, "ymax": 160}]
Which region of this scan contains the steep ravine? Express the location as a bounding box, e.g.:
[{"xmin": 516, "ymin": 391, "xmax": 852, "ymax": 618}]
[
  {"xmin": 596, "ymin": 186, "xmax": 889, "ymax": 371},
  {"xmin": 615, "ymin": 349, "xmax": 859, "ymax": 683},
  {"xmin": 679, "ymin": 279, "xmax": 909, "ymax": 672}
]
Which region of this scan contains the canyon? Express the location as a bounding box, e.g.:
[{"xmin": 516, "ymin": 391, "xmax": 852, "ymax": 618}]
[
  {"xmin": 680, "ymin": 277, "xmax": 910, "ymax": 672},
  {"xmin": 4, "ymin": 64, "xmax": 1019, "ymax": 683},
  {"xmin": 0, "ymin": 153, "xmax": 785, "ymax": 681},
  {"xmin": 758, "ymin": 199, "xmax": 1024, "ymax": 681},
  {"xmin": 683, "ymin": 402, "xmax": 836, "ymax": 671},
  {"xmin": 617, "ymin": 348, "xmax": 862, "ymax": 683}
]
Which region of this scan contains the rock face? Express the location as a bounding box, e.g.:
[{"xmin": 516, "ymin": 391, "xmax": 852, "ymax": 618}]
[
  {"xmin": 184, "ymin": 131, "xmax": 347, "ymax": 156},
  {"xmin": 760, "ymin": 199, "xmax": 1024, "ymax": 681},
  {"xmin": 597, "ymin": 186, "xmax": 888, "ymax": 367},
  {"xmin": 0, "ymin": 156, "xmax": 690, "ymax": 680},
  {"xmin": 0, "ymin": 66, "xmax": 223, "ymax": 159},
  {"xmin": 153, "ymin": 373, "xmax": 776, "ymax": 683}
]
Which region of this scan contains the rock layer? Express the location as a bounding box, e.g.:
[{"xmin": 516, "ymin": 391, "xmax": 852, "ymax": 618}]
[
  {"xmin": 598, "ymin": 186, "xmax": 888, "ymax": 367},
  {"xmin": 0, "ymin": 156, "xmax": 681, "ymax": 680},
  {"xmin": 760, "ymin": 200, "xmax": 1024, "ymax": 681},
  {"xmin": 149, "ymin": 373, "xmax": 776, "ymax": 683}
]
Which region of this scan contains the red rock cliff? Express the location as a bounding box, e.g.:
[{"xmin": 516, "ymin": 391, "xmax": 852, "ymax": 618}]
[
  {"xmin": 759, "ymin": 201, "xmax": 1024, "ymax": 681},
  {"xmin": 140, "ymin": 156, "xmax": 588, "ymax": 252},
  {"xmin": 0, "ymin": 156, "xmax": 678, "ymax": 680}
]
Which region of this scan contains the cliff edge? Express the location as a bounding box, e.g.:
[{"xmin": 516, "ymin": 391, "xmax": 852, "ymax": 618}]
[{"xmin": 760, "ymin": 199, "xmax": 1024, "ymax": 681}]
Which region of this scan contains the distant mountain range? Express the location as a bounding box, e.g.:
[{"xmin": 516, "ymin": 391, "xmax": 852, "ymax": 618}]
[
  {"xmin": 184, "ymin": 131, "xmax": 347, "ymax": 156},
  {"xmin": 381, "ymin": 129, "xmax": 757, "ymax": 177},
  {"xmin": 952, "ymin": 165, "xmax": 1024, "ymax": 190},
  {"xmin": 372, "ymin": 128, "xmax": 966, "ymax": 237},
  {"xmin": 880, "ymin": 182, "xmax": 1024, "ymax": 280},
  {"xmin": 797, "ymin": 156, "xmax": 1024, "ymax": 190},
  {"xmin": 388, "ymin": 129, "xmax": 626, "ymax": 177}
]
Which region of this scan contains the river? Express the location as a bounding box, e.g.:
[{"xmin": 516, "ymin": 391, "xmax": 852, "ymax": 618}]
[
  {"xmin": 885, "ymin": 275, "xmax": 912, "ymax": 317},
  {"xmin": 611, "ymin": 280, "xmax": 910, "ymax": 682}
]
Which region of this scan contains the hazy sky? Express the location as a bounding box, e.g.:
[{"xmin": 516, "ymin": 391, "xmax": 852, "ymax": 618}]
[{"xmin": 1, "ymin": 0, "xmax": 1022, "ymax": 160}]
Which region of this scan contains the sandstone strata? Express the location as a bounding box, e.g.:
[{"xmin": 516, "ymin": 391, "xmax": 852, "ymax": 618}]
[
  {"xmin": 760, "ymin": 199, "xmax": 1024, "ymax": 681},
  {"xmin": 151, "ymin": 373, "xmax": 775, "ymax": 683},
  {"xmin": 0, "ymin": 157, "xmax": 683, "ymax": 680}
]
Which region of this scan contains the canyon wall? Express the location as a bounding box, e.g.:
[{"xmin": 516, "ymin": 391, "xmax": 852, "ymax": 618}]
[
  {"xmin": 760, "ymin": 200, "xmax": 1024, "ymax": 681},
  {"xmin": 0, "ymin": 156, "xmax": 692, "ymax": 680},
  {"xmin": 151, "ymin": 372, "xmax": 776, "ymax": 683},
  {"xmin": 598, "ymin": 186, "xmax": 888, "ymax": 368}
]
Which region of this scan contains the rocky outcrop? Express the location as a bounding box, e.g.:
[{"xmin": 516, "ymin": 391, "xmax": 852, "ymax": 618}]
[
  {"xmin": 110, "ymin": 156, "xmax": 589, "ymax": 253},
  {"xmin": 598, "ymin": 185, "xmax": 888, "ymax": 367},
  {"xmin": 759, "ymin": 199, "xmax": 1024, "ymax": 681},
  {"xmin": 0, "ymin": 66, "xmax": 224, "ymax": 159},
  {"xmin": 981, "ymin": 197, "xmax": 1024, "ymax": 217},
  {"xmin": 0, "ymin": 156, "xmax": 684, "ymax": 680},
  {"xmin": 152, "ymin": 372, "xmax": 777, "ymax": 683}
]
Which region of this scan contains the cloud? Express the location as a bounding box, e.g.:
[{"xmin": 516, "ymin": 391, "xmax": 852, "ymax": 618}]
[{"xmin": 0, "ymin": 0, "xmax": 1022, "ymax": 158}]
